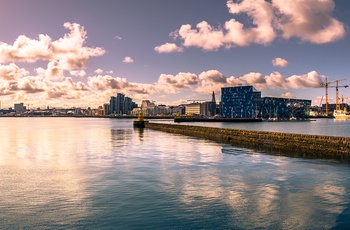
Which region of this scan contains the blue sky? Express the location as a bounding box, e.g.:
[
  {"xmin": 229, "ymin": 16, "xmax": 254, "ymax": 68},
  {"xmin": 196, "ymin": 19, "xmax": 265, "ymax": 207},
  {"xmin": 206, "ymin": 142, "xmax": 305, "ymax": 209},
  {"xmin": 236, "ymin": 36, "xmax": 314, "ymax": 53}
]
[{"xmin": 0, "ymin": 0, "xmax": 349, "ymax": 108}]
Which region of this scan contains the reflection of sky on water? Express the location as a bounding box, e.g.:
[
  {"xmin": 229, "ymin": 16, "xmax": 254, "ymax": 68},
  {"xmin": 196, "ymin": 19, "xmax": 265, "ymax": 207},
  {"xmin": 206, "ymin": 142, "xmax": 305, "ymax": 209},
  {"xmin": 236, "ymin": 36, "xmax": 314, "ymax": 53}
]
[
  {"xmin": 0, "ymin": 118, "xmax": 350, "ymax": 228},
  {"xmin": 158, "ymin": 144, "xmax": 350, "ymax": 229}
]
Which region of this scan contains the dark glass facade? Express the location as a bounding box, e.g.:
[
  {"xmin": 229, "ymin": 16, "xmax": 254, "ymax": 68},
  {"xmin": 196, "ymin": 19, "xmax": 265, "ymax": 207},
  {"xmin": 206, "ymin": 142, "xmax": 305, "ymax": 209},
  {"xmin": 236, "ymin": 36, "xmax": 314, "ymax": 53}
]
[
  {"xmin": 221, "ymin": 86, "xmax": 311, "ymax": 119},
  {"xmin": 221, "ymin": 86, "xmax": 261, "ymax": 118},
  {"xmin": 109, "ymin": 93, "xmax": 136, "ymax": 115},
  {"xmin": 258, "ymin": 97, "xmax": 312, "ymax": 119}
]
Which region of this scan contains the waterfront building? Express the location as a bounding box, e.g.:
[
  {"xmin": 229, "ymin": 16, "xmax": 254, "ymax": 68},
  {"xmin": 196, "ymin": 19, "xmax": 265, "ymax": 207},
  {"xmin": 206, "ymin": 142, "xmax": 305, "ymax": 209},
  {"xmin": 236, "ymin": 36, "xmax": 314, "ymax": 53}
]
[
  {"xmin": 124, "ymin": 97, "xmax": 136, "ymax": 115},
  {"xmin": 185, "ymin": 103, "xmax": 201, "ymax": 116},
  {"xmin": 0, "ymin": 109, "xmax": 16, "ymax": 116},
  {"xmin": 109, "ymin": 94, "xmax": 135, "ymax": 115},
  {"xmin": 171, "ymin": 105, "xmax": 186, "ymax": 116},
  {"xmin": 258, "ymin": 97, "xmax": 312, "ymax": 119},
  {"xmin": 14, "ymin": 103, "xmax": 26, "ymax": 114},
  {"xmin": 221, "ymin": 86, "xmax": 261, "ymax": 118},
  {"xmin": 210, "ymin": 91, "xmax": 217, "ymax": 116},
  {"xmin": 115, "ymin": 93, "xmax": 125, "ymax": 115},
  {"xmin": 153, "ymin": 104, "xmax": 171, "ymax": 116},
  {"xmin": 103, "ymin": 103, "xmax": 110, "ymax": 116},
  {"xmin": 141, "ymin": 100, "xmax": 155, "ymax": 116},
  {"xmin": 74, "ymin": 108, "xmax": 83, "ymax": 116},
  {"xmin": 109, "ymin": 96, "xmax": 116, "ymax": 115}
]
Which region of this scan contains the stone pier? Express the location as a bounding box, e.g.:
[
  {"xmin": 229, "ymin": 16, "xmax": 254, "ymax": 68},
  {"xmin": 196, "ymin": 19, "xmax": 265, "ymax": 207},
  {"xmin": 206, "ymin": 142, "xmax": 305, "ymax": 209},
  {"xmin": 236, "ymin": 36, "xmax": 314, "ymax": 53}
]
[{"xmin": 145, "ymin": 122, "xmax": 350, "ymax": 159}]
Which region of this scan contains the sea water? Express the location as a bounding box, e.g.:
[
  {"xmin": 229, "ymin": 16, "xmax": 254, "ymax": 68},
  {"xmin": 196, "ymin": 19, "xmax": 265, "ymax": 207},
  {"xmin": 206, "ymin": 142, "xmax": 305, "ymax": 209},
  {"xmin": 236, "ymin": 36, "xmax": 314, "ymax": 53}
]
[{"xmin": 0, "ymin": 117, "xmax": 349, "ymax": 229}]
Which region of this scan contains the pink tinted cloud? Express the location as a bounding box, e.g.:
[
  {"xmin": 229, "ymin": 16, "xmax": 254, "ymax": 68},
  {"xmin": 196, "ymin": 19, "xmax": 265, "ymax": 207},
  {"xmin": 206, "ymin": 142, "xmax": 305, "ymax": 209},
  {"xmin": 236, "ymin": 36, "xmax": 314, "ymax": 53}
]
[
  {"xmin": 0, "ymin": 22, "xmax": 105, "ymax": 70},
  {"xmin": 161, "ymin": 0, "xmax": 346, "ymax": 52},
  {"xmin": 122, "ymin": 56, "xmax": 134, "ymax": 63},
  {"xmin": 154, "ymin": 43, "xmax": 183, "ymax": 53},
  {"xmin": 273, "ymin": 0, "xmax": 346, "ymax": 44},
  {"xmin": 272, "ymin": 57, "xmax": 289, "ymax": 67}
]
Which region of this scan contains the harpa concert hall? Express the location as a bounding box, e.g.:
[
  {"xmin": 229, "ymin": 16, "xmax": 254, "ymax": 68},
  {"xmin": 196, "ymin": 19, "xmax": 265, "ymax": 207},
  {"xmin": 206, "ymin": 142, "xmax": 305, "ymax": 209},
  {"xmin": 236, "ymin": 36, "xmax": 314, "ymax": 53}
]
[{"xmin": 221, "ymin": 86, "xmax": 311, "ymax": 119}]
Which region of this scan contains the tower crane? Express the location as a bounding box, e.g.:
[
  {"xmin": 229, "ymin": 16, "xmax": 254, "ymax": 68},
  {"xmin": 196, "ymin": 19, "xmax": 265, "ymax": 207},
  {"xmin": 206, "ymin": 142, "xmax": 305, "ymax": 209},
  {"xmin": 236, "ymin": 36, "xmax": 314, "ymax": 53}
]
[
  {"xmin": 333, "ymin": 79, "xmax": 348, "ymax": 110},
  {"xmin": 339, "ymin": 95, "xmax": 350, "ymax": 110},
  {"xmin": 316, "ymin": 78, "xmax": 348, "ymax": 115},
  {"xmin": 318, "ymin": 96, "xmax": 323, "ymax": 114}
]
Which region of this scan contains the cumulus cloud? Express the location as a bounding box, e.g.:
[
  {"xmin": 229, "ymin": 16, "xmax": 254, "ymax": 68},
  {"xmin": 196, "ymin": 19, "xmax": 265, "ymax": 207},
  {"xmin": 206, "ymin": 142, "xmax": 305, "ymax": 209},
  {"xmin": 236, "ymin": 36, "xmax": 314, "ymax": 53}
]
[
  {"xmin": 70, "ymin": 70, "xmax": 86, "ymax": 77},
  {"xmin": 0, "ymin": 22, "xmax": 105, "ymax": 69},
  {"xmin": 196, "ymin": 70, "xmax": 228, "ymax": 94},
  {"xmin": 44, "ymin": 77, "xmax": 90, "ymax": 100},
  {"xmin": 157, "ymin": 72, "xmax": 199, "ymax": 93},
  {"xmin": 280, "ymin": 92, "xmax": 296, "ymax": 98},
  {"xmin": 94, "ymin": 68, "xmax": 104, "ymax": 74},
  {"xmin": 272, "ymin": 57, "xmax": 288, "ymax": 67},
  {"xmin": 225, "ymin": 0, "xmax": 276, "ymax": 46},
  {"xmin": 265, "ymin": 70, "xmax": 323, "ymax": 89},
  {"xmin": 0, "ymin": 63, "xmax": 29, "ymax": 80},
  {"xmin": 87, "ymin": 75, "xmax": 130, "ymax": 90},
  {"xmin": 160, "ymin": 0, "xmax": 346, "ymax": 52},
  {"xmin": 177, "ymin": 21, "xmax": 225, "ymax": 51},
  {"xmin": 272, "ymin": 0, "xmax": 346, "ymax": 44},
  {"xmin": 35, "ymin": 61, "xmax": 65, "ymax": 81},
  {"xmin": 128, "ymin": 82, "xmax": 158, "ymax": 95},
  {"xmin": 195, "ymin": 69, "xmax": 324, "ymax": 94},
  {"xmin": 154, "ymin": 43, "xmax": 183, "ymax": 53},
  {"xmin": 122, "ymin": 56, "xmax": 134, "ymax": 63}
]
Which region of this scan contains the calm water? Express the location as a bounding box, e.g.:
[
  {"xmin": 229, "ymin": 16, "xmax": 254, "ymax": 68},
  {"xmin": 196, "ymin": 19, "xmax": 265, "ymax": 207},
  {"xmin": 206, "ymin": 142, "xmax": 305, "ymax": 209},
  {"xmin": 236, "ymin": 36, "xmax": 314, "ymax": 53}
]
[{"xmin": 1, "ymin": 117, "xmax": 350, "ymax": 229}]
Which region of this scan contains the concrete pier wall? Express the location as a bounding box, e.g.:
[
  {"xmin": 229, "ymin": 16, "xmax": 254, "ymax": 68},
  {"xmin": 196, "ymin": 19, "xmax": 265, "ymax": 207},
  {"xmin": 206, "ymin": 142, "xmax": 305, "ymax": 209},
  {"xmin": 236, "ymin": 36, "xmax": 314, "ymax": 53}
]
[{"xmin": 145, "ymin": 122, "xmax": 350, "ymax": 159}]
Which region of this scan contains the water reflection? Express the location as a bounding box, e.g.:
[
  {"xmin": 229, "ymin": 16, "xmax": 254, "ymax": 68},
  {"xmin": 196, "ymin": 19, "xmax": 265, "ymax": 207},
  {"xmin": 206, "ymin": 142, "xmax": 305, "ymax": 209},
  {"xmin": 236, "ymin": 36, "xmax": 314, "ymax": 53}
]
[{"xmin": 0, "ymin": 118, "xmax": 350, "ymax": 229}]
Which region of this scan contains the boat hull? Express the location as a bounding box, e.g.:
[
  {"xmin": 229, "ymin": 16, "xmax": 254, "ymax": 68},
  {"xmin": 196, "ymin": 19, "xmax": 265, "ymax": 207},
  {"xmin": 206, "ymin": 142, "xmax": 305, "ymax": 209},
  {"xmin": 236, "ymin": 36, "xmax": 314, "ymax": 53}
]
[{"xmin": 333, "ymin": 110, "xmax": 350, "ymax": 120}]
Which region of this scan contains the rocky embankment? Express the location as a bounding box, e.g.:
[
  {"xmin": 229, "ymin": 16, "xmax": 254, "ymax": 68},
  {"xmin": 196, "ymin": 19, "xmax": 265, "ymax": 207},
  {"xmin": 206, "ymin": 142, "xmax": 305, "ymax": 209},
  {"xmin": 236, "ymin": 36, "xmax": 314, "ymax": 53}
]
[{"xmin": 145, "ymin": 122, "xmax": 350, "ymax": 160}]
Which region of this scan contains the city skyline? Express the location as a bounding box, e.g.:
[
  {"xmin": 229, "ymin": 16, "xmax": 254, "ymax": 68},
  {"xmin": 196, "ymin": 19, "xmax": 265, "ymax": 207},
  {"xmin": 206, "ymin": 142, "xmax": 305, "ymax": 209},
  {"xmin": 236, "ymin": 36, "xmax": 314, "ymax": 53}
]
[{"xmin": 0, "ymin": 0, "xmax": 349, "ymax": 109}]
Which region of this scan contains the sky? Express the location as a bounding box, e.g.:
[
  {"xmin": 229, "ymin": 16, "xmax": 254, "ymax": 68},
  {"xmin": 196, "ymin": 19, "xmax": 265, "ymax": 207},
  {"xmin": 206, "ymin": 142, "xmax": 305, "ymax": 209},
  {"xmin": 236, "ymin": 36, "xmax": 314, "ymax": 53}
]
[{"xmin": 0, "ymin": 0, "xmax": 349, "ymax": 109}]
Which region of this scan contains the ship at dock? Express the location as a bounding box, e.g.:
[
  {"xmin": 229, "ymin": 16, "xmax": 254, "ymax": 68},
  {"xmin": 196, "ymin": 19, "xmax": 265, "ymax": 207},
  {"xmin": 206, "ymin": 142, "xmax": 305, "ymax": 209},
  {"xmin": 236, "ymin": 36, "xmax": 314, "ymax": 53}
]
[{"xmin": 333, "ymin": 109, "xmax": 350, "ymax": 120}]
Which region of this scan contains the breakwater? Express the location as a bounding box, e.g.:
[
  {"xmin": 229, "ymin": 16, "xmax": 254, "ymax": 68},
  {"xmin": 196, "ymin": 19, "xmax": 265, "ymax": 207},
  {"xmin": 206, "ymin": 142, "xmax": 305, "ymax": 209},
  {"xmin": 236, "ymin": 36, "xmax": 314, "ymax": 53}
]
[{"xmin": 145, "ymin": 122, "xmax": 350, "ymax": 159}]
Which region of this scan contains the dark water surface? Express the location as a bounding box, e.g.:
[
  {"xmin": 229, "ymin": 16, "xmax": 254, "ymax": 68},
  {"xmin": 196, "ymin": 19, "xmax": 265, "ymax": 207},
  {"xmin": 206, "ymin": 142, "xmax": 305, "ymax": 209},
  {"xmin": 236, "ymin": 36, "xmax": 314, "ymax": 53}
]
[{"xmin": 1, "ymin": 118, "xmax": 350, "ymax": 229}]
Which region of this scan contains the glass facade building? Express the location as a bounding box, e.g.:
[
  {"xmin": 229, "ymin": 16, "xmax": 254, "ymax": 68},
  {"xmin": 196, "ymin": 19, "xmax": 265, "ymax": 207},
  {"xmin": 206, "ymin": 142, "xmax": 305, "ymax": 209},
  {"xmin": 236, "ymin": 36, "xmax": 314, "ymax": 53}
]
[
  {"xmin": 221, "ymin": 86, "xmax": 311, "ymax": 119},
  {"xmin": 221, "ymin": 86, "xmax": 261, "ymax": 118},
  {"xmin": 258, "ymin": 97, "xmax": 312, "ymax": 119}
]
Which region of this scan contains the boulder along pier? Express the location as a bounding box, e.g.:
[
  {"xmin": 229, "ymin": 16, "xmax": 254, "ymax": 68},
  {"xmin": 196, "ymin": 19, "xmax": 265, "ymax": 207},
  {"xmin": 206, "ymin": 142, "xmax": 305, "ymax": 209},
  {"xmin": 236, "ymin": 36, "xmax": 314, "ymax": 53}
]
[{"xmin": 144, "ymin": 122, "xmax": 350, "ymax": 160}]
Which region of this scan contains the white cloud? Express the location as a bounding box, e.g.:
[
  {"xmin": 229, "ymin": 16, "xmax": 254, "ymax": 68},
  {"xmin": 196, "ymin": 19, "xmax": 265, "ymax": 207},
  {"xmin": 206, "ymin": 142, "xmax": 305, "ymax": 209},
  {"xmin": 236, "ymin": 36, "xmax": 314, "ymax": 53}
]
[
  {"xmin": 94, "ymin": 68, "xmax": 104, "ymax": 74},
  {"xmin": 162, "ymin": 0, "xmax": 346, "ymax": 52},
  {"xmin": 154, "ymin": 43, "xmax": 183, "ymax": 53},
  {"xmin": 196, "ymin": 70, "xmax": 228, "ymax": 94},
  {"xmin": 178, "ymin": 21, "xmax": 225, "ymax": 51},
  {"xmin": 280, "ymin": 92, "xmax": 296, "ymax": 98},
  {"xmin": 272, "ymin": 57, "xmax": 288, "ymax": 67},
  {"xmin": 123, "ymin": 56, "xmax": 134, "ymax": 63},
  {"xmin": 0, "ymin": 63, "xmax": 29, "ymax": 80},
  {"xmin": 225, "ymin": 0, "xmax": 276, "ymax": 46},
  {"xmin": 273, "ymin": 0, "xmax": 346, "ymax": 44},
  {"xmin": 265, "ymin": 71, "xmax": 323, "ymax": 89},
  {"xmin": 114, "ymin": 36, "xmax": 122, "ymax": 40},
  {"xmin": 70, "ymin": 70, "xmax": 86, "ymax": 77},
  {"xmin": 0, "ymin": 22, "xmax": 105, "ymax": 69},
  {"xmin": 87, "ymin": 75, "xmax": 129, "ymax": 90},
  {"xmin": 157, "ymin": 72, "xmax": 199, "ymax": 93},
  {"xmin": 35, "ymin": 61, "xmax": 65, "ymax": 81}
]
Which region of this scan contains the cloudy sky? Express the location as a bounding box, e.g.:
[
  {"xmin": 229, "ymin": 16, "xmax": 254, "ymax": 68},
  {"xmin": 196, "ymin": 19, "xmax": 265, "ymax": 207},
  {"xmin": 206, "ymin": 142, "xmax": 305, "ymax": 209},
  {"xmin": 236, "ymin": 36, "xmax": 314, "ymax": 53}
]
[{"xmin": 0, "ymin": 0, "xmax": 349, "ymax": 108}]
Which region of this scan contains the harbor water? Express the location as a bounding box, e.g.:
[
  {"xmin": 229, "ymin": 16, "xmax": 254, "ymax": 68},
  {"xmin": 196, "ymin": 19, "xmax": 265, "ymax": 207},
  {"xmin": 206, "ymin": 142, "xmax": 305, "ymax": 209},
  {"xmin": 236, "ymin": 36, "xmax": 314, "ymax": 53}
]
[{"xmin": 1, "ymin": 117, "xmax": 350, "ymax": 229}]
